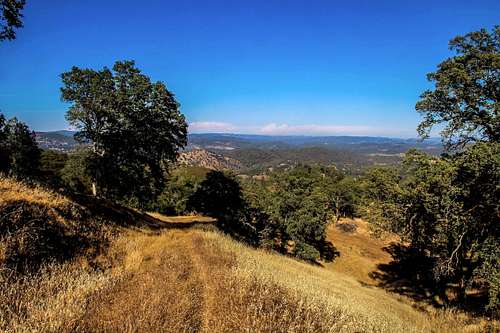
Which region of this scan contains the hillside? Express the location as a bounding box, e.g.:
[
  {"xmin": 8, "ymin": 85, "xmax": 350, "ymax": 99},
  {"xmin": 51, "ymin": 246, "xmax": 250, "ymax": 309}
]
[
  {"xmin": 1, "ymin": 178, "xmax": 495, "ymax": 332},
  {"xmin": 35, "ymin": 131, "xmax": 78, "ymax": 152},
  {"xmin": 178, "ymin": 148, "xmax": 242, "ymax": 170}
]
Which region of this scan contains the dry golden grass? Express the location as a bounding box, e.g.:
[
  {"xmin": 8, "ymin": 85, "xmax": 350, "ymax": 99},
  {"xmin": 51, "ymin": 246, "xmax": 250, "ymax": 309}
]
[
  {"xmin": 0, "ymin": 176, "xmax": 117, "ymax": 271},
  {"xmin": 5, "ymin": 227, "xmax": 496, "ymax": 332},
  {"xmin": 1, "ymin": 179, "xmax": 497, "ymax": 332},
  {"xmin": 0, "ymin": 177, "xmax": 70, "ymax": 208},
  {"xmin": 0, "ymin": 262, "xmax": 117, "ymax": 332},
  {"xmin": 324, "ymin": 218, "xmax": 395, "ymax": 285}
]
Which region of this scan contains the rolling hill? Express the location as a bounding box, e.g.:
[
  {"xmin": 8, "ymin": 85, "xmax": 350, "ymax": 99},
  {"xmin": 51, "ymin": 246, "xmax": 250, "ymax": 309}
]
[
  {"xmin": 178, "ymin": 149, "xmax": 242, "ymax": 170},
  {"xmin": 1, "ymin": 177, "xmax": 495, "ymax": 332}
]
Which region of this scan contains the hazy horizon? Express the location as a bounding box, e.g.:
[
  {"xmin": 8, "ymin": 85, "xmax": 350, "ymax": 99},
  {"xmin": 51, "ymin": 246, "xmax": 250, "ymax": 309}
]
[{"xmin": 38, "ymin": 128, "xmax": 444, "ymax": 140}]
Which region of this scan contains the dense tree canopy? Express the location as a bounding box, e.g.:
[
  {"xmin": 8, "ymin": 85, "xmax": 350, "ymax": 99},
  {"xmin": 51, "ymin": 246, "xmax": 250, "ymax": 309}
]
[
  {"xmin": 416, "ymin": 26, "xmax": 499, "ymax": 150},
  {"xmin": 0, "ymin": 0, "xmax": 25, "ymax": 41},
  {"xmin": 39, "ymin": 150, "xmax": 67, "ymax": 188},
  {"xmin": 364, "ymin": 145, "xmax": 499, "ymax": 310},
  {"xmin": 245, "ymin": 165, "xmax": 340, "ymax": 261},
  {"xmin": 60, "ymin": 60, "xmax": 188, "ymax": 203}
]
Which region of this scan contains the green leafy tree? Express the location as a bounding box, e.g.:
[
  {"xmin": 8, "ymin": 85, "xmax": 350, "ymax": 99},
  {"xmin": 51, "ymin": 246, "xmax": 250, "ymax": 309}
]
[
  {"xmin": 60, "ymin": 60, "xmax": 188, "ymax": 203},
  {"xmin": 411, "ymin": 27, "xmax": 500, "ymax": 312},
  {"xmin": 359, "ymin": 166, "xmax": 402, "ymax": 235},
  {"xmin": 39, "ymin": 150, "xmax": 68, "ymax": 188},
  {"xmin": 0, "ymin": 113, "xmax": 8, "ymax": 172},
  {"xmin": 326, "ymin": 173, "xmax": 361, "ymax": 221},
  {"xmin": 0, "ymin": 114, "xmax": 40, "ymax": 178},
  {"xmin": 363, "ymin": 145, "xmax": 499, "ymax": 311},
  {"xmin": 266, "ymin": 165, "xmax": 336, "ymax": 261},
  {"xmin": 61, "ymin": 148, "xmax": 93, "ymax": 194},
  {"xmin": 402, "ymin": 146, "xmax": 498, "ymax": 308},
  {"xmin": 0, "ymin": 0, "xmax": 25, "ymax": 41},
  {"xmin": 187, "ymin": 171, "xmax": 246, "ymax": 228},
  {"xmin": 153, "ymin": 166, "xmax": 208, "ymax": 214},
  {"xmin": 416, "ymin": 26, "xmax": 499, "ymax": 149}
]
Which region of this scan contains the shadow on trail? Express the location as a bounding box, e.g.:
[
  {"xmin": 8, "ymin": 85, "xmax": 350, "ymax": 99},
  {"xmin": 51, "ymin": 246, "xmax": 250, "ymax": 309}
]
[{"xmin": 71, "ymin": 193, "xmax": 216, "ymax": 231}]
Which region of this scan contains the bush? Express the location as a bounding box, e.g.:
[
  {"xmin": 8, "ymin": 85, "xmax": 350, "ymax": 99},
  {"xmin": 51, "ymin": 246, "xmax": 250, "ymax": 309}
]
[{"xmin": 293, "ymin": 242, "xmax": 320, "ymax": 262}]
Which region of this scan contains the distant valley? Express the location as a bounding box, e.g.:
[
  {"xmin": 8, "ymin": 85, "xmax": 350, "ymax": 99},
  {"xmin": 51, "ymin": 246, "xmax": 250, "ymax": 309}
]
[{"xmin": 36, "ymin": 131, "xmax": 443, "ymax": 173}]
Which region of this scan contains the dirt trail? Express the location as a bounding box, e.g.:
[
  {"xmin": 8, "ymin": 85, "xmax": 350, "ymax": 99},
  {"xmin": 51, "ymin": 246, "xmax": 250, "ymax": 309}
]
[
  {"xmin": 77, "ymin": 230, "xmax": 210, "ymax": 332},
  {"xmin": 75, "ymin": 218, "xmax": 393, "ymax": 332}
]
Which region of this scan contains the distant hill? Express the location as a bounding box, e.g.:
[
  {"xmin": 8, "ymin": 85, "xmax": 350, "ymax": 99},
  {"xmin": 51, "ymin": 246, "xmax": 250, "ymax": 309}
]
[
  {"xmin": 35, "ymin": 131, "xmax": 443, "ymax": 172},
  {"xmin": 35, "ymin": 131, "xmax": 78, "ymax": 152},
  {"xmin": 178, "ymin": 149, "xmax": 242, "ymax": 171},
  {"xmin": 187, "ymin": 133, "xmax": 443, "ymax": 173},
  {"xmin": 187, "ymin": 133, "xmax": 443, "ymax": 155}
]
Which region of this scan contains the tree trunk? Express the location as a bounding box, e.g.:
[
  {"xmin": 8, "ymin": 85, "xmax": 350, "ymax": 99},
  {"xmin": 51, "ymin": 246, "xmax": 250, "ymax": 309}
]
[{"xmin": 91, "ymin": 181, "xmax": 97, "ymax": 197}]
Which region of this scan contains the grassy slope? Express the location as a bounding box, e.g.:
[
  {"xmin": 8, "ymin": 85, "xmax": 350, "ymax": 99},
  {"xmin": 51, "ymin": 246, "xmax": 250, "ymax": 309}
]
[
  {"xmin": 0, "ymin": 178, "xmax": 496, "ymax": 332},
  {"xmin": 324, "ymin": 218, "xmax": 395, "ymax": 285}
]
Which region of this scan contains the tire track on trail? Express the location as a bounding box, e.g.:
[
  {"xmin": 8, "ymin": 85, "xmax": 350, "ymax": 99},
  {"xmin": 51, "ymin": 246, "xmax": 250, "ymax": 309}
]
[
  {"xmin": 76, "ymin": 230, "xmax": 208, "ymax": 332},
  {"xmin": 188, "ymin": 232, "xmax": 238, "ymax": 333}
]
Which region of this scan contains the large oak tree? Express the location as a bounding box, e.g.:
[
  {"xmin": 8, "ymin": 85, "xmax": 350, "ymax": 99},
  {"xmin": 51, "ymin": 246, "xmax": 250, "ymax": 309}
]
[
  {"xmin": 61, "ymin": 60, "xmax": 187, "ymax": 203},
  {"xmin": 416, "ymin": 26, "xmax": 499, "ymax": 150}
]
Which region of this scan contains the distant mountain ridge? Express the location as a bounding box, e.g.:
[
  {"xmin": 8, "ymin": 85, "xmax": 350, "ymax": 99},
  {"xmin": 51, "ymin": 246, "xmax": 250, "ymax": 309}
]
[
  {"xmin": 35, "ymin": 131, "xmax": 443, "ymax": 172},
  {"xmin": 187, "ymin": 133, "xmax": 442, "ymax": 155}
]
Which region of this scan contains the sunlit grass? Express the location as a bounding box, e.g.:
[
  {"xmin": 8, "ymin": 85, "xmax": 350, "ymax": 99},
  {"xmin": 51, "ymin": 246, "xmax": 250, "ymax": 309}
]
[{"xmin": 0, "ymin": 178, "xmax": 496, "ymax": 332}]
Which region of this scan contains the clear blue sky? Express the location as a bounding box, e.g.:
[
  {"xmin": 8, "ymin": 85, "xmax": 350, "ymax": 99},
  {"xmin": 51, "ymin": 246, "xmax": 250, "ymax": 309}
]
[{"xmin": 1, "ymin": 0, "xmax": 498, "ymax": 137}]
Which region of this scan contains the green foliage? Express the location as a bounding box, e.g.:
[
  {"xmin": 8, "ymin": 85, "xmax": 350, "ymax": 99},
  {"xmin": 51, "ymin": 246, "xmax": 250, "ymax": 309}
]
[
  {"xmin": 358, "ymin": 166, "xmax": 402, "ymax": 235},
  {"xmin": 152, "ymin": 167, "xmax": 208, "ymax": 215},
  {"xmin": 416, "ymin": 26, "xmax": 500, "ymax": 150},
  {"xmin": 363, "ymin": 144, "xmax": 499, "ymax": 312},
  {"xmin": 61, "ymin": 148, "xmax": 93, "ymax": 194},
  {"xmin": 243, "ymin": 165, "xmax": 339, "ymax": 261},
  {"xmin": 60, "ymin": 60, "xmax": 188, "ymax": 204},
  {"xmin": 0, "ymin": 0, "xmax": 25, "ymax": 41},
  {"xmin": 187, "ymin": 170, "xmax": 245, "ymax": 225},
  {"xmin": 361, "ymin": 27, "xmax": 500, "ymax": 313},
  {"xmin": 39, "ymin": 150, "xmax": 68, "ymax": 188},
  {"xmin": 326, "ymin": 174, "xmax": 361, "ymax": 221},
  {"xmin": 293, "ymin": 242, "xmax": 321, "ymax": 262},
  {"xmin": 0, "ymin": 113, "xmax": 40, "ymax": 178}
]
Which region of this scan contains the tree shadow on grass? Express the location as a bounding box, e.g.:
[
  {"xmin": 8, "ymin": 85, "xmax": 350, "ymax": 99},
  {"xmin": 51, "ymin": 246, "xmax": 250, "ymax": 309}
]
[
  {"xmin": 318, "ymin": 239, "xmax": 340, "ymax": 262},
  {"xmin": 369, "ymin": 243, "xmax": 438, "ymax": 305},
  {"xmin": 369, "ymin": 243, "xmax": 489, "ymax": 312}
]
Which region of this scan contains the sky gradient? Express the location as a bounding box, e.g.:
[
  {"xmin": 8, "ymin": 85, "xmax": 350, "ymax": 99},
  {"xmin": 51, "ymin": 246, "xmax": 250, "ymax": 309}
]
[{"xmin": 1, "ymin": 0, "xmax": 499, "ymax": 137}]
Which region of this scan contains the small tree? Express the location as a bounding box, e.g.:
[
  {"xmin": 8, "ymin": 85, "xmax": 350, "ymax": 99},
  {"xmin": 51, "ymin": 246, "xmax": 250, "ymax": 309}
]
[
  {"xmin": 187, "ymin": 170, "xmax": 246, "ymax": 229},
  {"xmin": 0, "ymin": 113, "xmax": 40, "ymax": 178},
  {"xmin": 61, "ymin": 60, "xmax": 187, "ymax": 203},
  {"xmin": 61, "ymin": 148, "xmax": 93, "ymax": 194},
  {"xmin": 0, "ymin": 0, "xmax": 25, "ymax": 41},
  {"xmin": 359, "ymin": 166, "xmax": 402, "ymax": 235},
  {"xmin": 416, "ymin": 26, "xmax": 499, "ymax": 150},
  {"xmin": 267, "ymin": 165, "xmax": 335, "ymax": 261},
  {"xmin": 0, "ymin": 114, "xmax": 8, "ymax": 172},
  {"xmin": 39, "ymin": 150, "xmax": 68, "ymax": 188}
]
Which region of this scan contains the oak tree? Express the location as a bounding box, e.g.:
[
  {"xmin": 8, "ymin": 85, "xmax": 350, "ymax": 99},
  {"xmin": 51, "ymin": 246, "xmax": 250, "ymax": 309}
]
[
  {"xmin": 61, "ymin": 60, "xmax": 187, "ymax": 203},
  {"xmin": 416, "ymin": 26, "xmax": 499, "ymax": 150}
]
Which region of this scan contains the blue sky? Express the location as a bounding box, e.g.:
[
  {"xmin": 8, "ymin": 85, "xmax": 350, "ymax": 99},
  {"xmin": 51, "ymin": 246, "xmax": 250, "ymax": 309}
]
[{"xmin": 0, "ymin": 0, "xmax": 498, "ymax": 137}]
